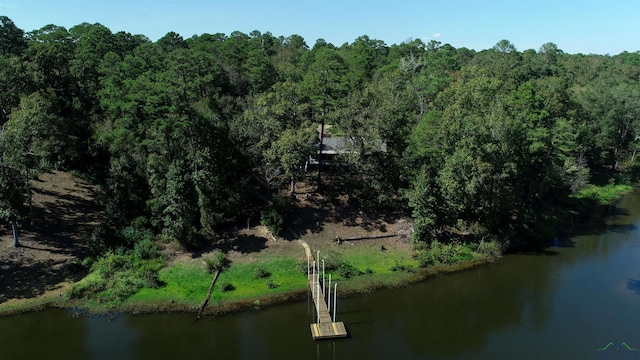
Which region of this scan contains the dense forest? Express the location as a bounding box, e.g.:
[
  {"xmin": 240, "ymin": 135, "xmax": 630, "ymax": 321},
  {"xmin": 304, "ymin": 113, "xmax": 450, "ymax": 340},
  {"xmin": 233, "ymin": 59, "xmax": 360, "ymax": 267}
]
[{"xmin": 1, "ymin": 16, "xmax": 639, "ymax": 258}]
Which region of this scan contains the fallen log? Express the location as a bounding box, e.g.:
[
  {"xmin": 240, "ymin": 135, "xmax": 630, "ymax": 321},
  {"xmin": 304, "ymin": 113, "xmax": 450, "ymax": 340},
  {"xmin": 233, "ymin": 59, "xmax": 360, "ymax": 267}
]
[
  {"xmin": 334, "ymin": 233, "xmax": 397, "ymax": 242},
  {"xmin": 197, "ymin": 269, "xmax": 220, "ymax": 319}
]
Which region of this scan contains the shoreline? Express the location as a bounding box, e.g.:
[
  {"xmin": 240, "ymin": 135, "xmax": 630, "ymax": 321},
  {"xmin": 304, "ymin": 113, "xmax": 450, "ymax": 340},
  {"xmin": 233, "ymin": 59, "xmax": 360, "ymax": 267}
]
[{"xmin": 0, "ymin": 256, "xmax": 496, "ymax": 318}]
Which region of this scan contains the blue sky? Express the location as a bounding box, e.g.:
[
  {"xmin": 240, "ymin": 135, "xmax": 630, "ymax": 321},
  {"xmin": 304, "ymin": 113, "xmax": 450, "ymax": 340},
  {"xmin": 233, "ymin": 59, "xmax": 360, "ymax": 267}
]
[{"xmin": 1, "ymin": 0, "xmax": 638, "ymax": 54}]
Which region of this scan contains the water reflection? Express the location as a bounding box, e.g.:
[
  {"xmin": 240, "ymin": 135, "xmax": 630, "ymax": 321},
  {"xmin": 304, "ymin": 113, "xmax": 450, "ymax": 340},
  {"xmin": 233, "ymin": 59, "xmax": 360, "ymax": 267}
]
[
  {"xmin": 0, "ymin": 310, "xmax": 90, "ymax": 360},
  {"xmin": 627, "ymin": 278, "xmax": 640, "ymax": 295}
]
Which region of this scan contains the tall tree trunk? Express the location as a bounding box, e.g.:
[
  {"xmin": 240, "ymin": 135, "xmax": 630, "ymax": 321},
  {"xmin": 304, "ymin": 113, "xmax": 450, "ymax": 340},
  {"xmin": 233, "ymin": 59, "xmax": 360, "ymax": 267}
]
[
  {"xmin": 11, "ymin": 217, "xmax": 19, "ymax": 248},
  {"xmin": 317, "ymin": 105, "xmax": 325, "ymax": 190},
  {"xmin": 290, "ymin": 174, "xmax": 295, "ymax": 195},
  {"xmin": 26, "ymin": 176, "xmax": 34, "ymax": 227}
]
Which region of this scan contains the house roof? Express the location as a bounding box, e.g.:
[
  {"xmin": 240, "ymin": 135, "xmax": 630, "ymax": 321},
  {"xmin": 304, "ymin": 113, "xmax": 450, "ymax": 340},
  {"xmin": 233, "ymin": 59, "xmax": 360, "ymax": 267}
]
[{"xmin": 317, "ymin": 137, "xmax": 387, "ymax": 155}]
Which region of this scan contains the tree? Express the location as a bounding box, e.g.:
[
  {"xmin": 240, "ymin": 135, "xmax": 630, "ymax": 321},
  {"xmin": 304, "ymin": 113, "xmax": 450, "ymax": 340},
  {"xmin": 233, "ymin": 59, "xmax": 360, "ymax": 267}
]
[
  {"xmin": 0, "ymin": 125, "xmax": 26, "ymax": 248},
  {"xmin": 0, "ymin": 55, "xmax": 29, "ymax": 126},
  {"xmin": 266, "ymin": 127, "xmax": 315, "ymax": 195},
  {"xmin": 0, "ymin": 16, "xmax": 27, "ymax": 57},
  {"xmin": 302, "ymin": 47, "xmax": 347, "ymax": 187},
  {"xmin": 0, "ymin": 164, "xmax": 24, "ymax": 247},
  {"xmin": 493, "ymin": 39, "xmax": 517, "ymax": 54}
]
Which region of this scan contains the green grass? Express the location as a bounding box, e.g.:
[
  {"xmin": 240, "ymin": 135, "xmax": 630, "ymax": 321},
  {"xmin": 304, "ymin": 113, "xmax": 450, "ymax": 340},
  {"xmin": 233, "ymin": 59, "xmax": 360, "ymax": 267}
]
[
  {"xmin": 339, "ymin": 247, "xmax": 419, "ymax": 275},
  {"xmin": 127, "ymin": 243, "xmax": 424, "ymax": 310},
  {"xmin": 571, "ymin": 184, "xmax": 633, "ymax": 205},
  {"xmin": 309, "ymin": 243, "xmax": 421, "ymax": 283},
  {"xmin": 127, "ymin": 256, "xmax": 309, "ymax": 307}
]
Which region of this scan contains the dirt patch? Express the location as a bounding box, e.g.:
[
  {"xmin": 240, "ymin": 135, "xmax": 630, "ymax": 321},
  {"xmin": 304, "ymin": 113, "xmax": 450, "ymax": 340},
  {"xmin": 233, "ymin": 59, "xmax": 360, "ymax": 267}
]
[
  {"xmin": 0, "ymin": 171, "xmax": 102, "ymax": 305},
  {"xmin": 169, "ymin": 181, "xmax": 415, "ymax": 269}
]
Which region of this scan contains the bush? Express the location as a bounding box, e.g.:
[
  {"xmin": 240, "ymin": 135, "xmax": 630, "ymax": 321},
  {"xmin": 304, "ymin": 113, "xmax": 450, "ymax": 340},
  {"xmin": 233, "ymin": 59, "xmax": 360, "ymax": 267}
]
[
  {"xmin": 322, "ymin": 250, "xmax": 342, "ymax": 271},
  {"xmin": 477, "ymin": 239, "xmax": 502, "ymax": 257},
  {"xmin": 70, "ymin": 250, "xmax": 164, "ymax": 304},
  {"xmin": 266, "ymin": 279, "xmax": 279, "ymax": 289},
  {"xmin": 298, "ymin": 261, "xmax": 309, "ymax": 275},
  {"xmin": 133, "ymin": 237, "xmax": 158, "ymax": 260},
  {"xmin": 254, "ymin": 267, "xmax": 270, "ymax": 279},
  {"xmin": 203, "ymin": 251, "xmax": 228, "ymax": 273},
  {"xmin": 415, "ymin": 241, "xmax": 479, "ymax": 267},
  {"xmin": 221, "ymin": 282, "xmax": 236, "ymax": 292},
  {"xmin": 389, "ymin": 261, "xmax": 411, "ymax": 272},
  {"xmin": 121, "ymin": 226, "xmax": 153, "ymax": 248},
  {"xmin": 260, "ymin": 207, "xmax": 284, "ymax": 236},
  {"xmin": 260, "ymin": 195, "xmax": 296, "ymax": 236},
  {"xmin": 338, "ymin": 263, "xmax": 363, "ymax": 279},
  {"xmin": 571, "ymin": 184, "xmax": 633, "ymax": 205}
]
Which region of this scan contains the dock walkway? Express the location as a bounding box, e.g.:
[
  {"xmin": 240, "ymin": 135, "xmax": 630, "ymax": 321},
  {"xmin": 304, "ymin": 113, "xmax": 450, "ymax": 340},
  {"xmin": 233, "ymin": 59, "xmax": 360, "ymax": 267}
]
[{"xmin": 301, "ymin": 241, "xmax": 348, "ymax": 340}]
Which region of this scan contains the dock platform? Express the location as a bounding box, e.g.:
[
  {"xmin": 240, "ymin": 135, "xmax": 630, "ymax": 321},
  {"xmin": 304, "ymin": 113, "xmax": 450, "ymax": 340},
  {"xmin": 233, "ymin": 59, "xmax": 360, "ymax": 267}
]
[{"xmin": 308, "ymin": 267, "xmax": 347, "ymax": 340}]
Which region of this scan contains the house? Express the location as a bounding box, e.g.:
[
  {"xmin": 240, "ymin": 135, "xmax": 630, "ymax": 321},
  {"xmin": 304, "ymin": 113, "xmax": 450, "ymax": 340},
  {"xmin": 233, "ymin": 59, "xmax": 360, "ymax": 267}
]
[{"xmin": 307, "ymin": 132, "xmax": 387, "ymax": 166}]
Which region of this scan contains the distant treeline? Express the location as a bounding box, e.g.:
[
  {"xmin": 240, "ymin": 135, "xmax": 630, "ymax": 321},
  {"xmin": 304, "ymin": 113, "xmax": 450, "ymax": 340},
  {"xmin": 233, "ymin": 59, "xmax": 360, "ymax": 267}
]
[{"xmin": 1, "ymin": 16, "xmax": 639, "ymax": 252}]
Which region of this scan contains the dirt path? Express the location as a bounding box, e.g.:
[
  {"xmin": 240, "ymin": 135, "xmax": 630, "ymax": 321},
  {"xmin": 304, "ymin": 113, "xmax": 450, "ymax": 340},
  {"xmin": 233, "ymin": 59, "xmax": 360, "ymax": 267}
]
[{"xmin": 0, "ymin": 171, "xmax": 102, "ymax": 305}]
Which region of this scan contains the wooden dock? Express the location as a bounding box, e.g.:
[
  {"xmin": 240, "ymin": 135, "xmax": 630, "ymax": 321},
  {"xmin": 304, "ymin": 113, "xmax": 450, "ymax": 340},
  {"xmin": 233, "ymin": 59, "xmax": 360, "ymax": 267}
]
[{"xmin": 308, "ymin": 262, "xmax": 347, "ymax": 340}]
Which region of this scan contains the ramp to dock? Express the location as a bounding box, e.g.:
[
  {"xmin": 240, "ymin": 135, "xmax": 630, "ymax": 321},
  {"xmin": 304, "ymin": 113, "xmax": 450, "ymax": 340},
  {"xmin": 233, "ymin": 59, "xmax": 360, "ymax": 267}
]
[{"xmin": 306, "ymin": 250, "xmax": 347, "ymax": 340}]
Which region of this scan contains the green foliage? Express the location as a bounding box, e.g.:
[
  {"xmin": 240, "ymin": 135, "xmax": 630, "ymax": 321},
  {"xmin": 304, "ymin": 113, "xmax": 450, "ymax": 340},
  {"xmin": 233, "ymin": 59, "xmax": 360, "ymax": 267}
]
[
  {"xmin": 253, "ymin": 267, "xmax": 270, "ymax": 279},
  {"xmin": 337, "ymin": 262, "xmax": 363, "ymax": 279},
  {"xmin": 266, "ymin": 279, "xmax": 279, "ymax": 289},
  {"xmin": 0, "ymin": 14, "xmax": 638, "ymax": 259},
  {"xmin": 70, "ymin": 248, "xmax": 164, "ymax": 305},
  {"xmin": 221, "ymin": 282, "xmax": 236, "ymax": 292},
  {"xmin": 203, "ymin": 251, "xmax": 229, "ymax": 274},
  {"xmin": 415, "ymin": 241, "xmax": 480, "ymax": 268},
  {"xmin": 260, "ymin": 207, "xmax": 284, "ymax": 236},
  {"xmin": 321, "ymin": 250, "xmax": 343, "ymax": 271},
  {"xmin": 389, "ymin": 261, "xmax": 412, "ymax": 273},
  {"xmin": 260, "ymin": 194, "xmax": 295, "ymax": 236},
  {"xmin": 0, "ymin": 164, "xmax": 26, "ymax": 223},
  {"xmin": 570, "ymin": 184, "xmax": 633, "ymax": 205}
]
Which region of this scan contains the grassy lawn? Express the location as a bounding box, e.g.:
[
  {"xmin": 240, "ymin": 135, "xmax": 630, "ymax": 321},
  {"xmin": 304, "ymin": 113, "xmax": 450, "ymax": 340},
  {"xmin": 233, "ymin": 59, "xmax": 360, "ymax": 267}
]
[
  {"xmin": 126, "ymin": 236, "xmax": 420, "ymax": 311},
  {"xmin": 311, "ymin": 242, "xmax": 419, "ymax": 278},
  {"xmin": 127, "ymin": 255, "xmax": 309, "ymax": 308}
]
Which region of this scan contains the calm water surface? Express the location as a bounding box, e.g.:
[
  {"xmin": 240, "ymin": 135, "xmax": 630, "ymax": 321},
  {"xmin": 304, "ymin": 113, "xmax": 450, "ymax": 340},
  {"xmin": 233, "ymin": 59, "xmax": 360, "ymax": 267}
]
[{"xmin": 2, "ymin": 194, "xmax": 640, "ymax": 360}]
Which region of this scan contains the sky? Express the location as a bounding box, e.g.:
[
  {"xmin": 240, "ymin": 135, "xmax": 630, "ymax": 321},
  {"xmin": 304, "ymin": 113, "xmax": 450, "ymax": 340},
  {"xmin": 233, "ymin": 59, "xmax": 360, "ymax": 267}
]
[{"xmin": 1, "ymin": 0, "xmax": 638, "ymax": 55}]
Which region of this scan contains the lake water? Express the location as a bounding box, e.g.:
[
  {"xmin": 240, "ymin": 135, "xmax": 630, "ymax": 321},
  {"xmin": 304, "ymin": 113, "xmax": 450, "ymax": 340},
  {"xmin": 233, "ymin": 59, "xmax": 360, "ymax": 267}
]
[{"xmin": 2, "ymin": 193, "xmax": 640, "ymax": 360}]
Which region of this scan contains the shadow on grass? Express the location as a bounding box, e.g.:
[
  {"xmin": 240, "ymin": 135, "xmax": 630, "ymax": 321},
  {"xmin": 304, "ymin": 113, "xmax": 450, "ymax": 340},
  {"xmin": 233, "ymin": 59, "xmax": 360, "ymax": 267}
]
[
  {"xmin": 191, "ymin": 234, "xmax": 268, "ymax": 259},
  {"xmin": 0, "ymin": 256, "xmax": 87, "ymax": 303},
  {"xmin": 0, "ymin": 171, "xmax": 101, "ymax": 304}
]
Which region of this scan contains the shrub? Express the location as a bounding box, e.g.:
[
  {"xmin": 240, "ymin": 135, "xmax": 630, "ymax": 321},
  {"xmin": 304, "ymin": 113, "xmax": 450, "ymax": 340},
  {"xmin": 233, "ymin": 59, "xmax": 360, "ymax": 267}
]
[
  {"xmin": 266, "ymin": 279, "xmax": 279, "ymax": 289},
  {"xmin": 133, "ymin": 237, "xmax": 158, "ymax": 260},
  {"xmin": 70, "ymin": 250, "xmax": 164, "ymax": 304},
  {"xmin": 298, "ymin": 261, "xmax": 309, "ymax": 275},
  {"xmin": 415, "ymin": 241, "xmax": 480, "ymax": 267},
  {"xmin": 254, "ymin": 267, "xmax": 270, "ymax": 279},
  {"xmin": 322, "ymin": 250, "xmax": 342, "ymax": 271},
  {"xmin": 477, "ymin": 239, "xmax": 502, "ymax": 257},
  {"xmin": 121, "ymin": 226, "xmax": 153, "ymax": 248},
  {"xmin": 260, "ymin": 207, "xmax": 283, "ymax": 236},
  {"xmin": 338, "ymin": 263, "xmax": 363, "ymax": 279},
  {"xmin": 260, "ymin": 195, "xmax": 296, "ymax": 236},
  {"xmin": 389, "ymin": 261, "xmax": 411, "ymax": 272},
  {"xmin": 203, "ymin": 251, "xmax": 228, "ymax": 273},
  {"xmin": 222, "ymin": 283, "xmax": 236, "ymax": 292}
]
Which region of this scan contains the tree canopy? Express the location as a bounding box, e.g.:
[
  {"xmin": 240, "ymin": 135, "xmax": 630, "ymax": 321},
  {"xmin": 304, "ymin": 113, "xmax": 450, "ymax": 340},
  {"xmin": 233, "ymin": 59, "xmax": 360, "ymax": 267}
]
[{"xmin": 1, "ymin": 18, "xmax": 639, "ymax": 253}]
